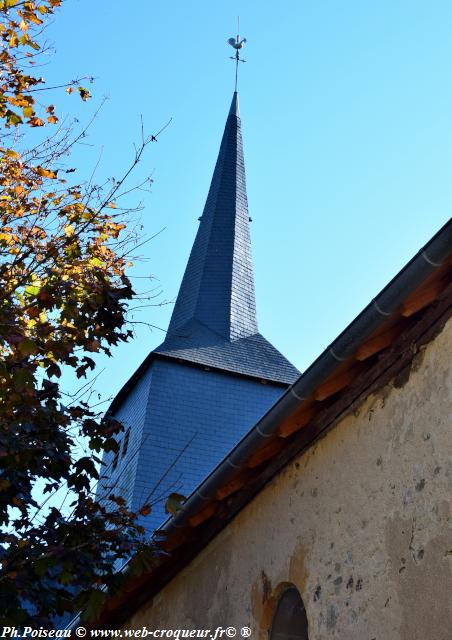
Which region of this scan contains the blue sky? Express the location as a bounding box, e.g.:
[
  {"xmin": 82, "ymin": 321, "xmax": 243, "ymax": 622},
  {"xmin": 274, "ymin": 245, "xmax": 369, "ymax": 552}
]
[{"xmin": 44, "ymin": 0, "xmax": 451, "ymax": 405}]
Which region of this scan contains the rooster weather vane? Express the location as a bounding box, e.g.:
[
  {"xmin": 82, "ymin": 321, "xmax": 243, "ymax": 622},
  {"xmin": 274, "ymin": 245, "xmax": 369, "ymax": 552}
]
[{"xmin": 227, "ymin": 18, "xmax": 246, "ymax": 92}]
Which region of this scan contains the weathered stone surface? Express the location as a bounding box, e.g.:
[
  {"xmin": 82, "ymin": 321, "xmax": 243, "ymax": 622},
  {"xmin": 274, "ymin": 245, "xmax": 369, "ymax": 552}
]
[{"xmin": 124, "ymin": 318, "xmax": 452, "ymax": 640}]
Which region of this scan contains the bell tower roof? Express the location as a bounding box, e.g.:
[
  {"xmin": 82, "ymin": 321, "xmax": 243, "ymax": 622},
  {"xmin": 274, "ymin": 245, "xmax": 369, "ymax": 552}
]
[
  {"xmin": 155, "ymin": 92, "xmax": 299, "ymax": 385},
  {"xmin": 165, "ymin": 91, "xmax": 257, "ymax": 341}
]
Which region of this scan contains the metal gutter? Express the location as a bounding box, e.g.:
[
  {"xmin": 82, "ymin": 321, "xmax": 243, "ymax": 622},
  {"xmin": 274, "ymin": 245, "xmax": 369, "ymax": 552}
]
[
  {"xmin": 161, "ymin": 218, "xmax": 452, "ymax": 536},
  {"xmin": 69, "ymin": 219, "xmax": 451, "ymax": 631}
]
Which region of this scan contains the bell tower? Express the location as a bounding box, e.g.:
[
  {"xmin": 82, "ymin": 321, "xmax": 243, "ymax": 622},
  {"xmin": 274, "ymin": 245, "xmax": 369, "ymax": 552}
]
[{"xmin": 98, "ymin": 91, "xmax": 299, "ymax": 534}]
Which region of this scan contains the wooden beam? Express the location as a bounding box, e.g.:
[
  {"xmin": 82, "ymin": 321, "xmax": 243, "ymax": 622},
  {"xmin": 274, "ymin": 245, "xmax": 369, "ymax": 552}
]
[
  {"xmin": 314, "ymin": 366, "xmax": 359, "ymax": 401},
  {"xmin": 96, "ymin": 290, "xmax": 452, "ymax": 630},
  {"xmin": 247, "ymin": 439, "xmax": 284, "ymax": 468},
  {"xmin": 163, "ymin": 530, "xmax": 187, "ymax": 552},
  {"xmin": 215, "ymin": 470, "xmax": 252, "ymax": 500},
  {"xmin": 278, "ymin": 406, "xmax": 316, "ymax": 438},
  {"xmin": 355, "ymin": 326, "xmax": 400, "ymax": 361},
  {"xmin": 189, "ymin": 502, "xmax": 218, "ymax": 528},
  {"xmin": 400, "ymin": 280, "xmax": 443, "ymax": 317}
]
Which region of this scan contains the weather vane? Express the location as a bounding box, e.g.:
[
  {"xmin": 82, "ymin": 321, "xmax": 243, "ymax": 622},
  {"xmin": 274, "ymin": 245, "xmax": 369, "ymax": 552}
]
[{"xmin": 227, "ymin": 17, "xmax": 246, "ymax": 92}]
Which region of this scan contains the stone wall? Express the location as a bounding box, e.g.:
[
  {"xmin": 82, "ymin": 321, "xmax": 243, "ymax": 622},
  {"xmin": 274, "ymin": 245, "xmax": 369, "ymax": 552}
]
[{"xmin": 125, "ymin": 318, "xmax": 452, "ymax": 640}]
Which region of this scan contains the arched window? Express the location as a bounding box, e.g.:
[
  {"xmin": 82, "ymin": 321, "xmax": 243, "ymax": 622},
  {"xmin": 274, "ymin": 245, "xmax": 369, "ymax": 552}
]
[{"xmin": 269, "ymin": 586, "xmax": 309, "ymax": 640}]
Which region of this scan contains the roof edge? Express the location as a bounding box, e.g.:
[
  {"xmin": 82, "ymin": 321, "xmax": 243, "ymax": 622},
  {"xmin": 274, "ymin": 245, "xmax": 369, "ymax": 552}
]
[
  {"xmin": 107, "ymin": 349, "xmax": 291, "ymax": 416},
  {"xmin": 161, "ymin": 217, "xmax": 452, "ymax": 535},
  {"xmin": 77, "ymin": 218, "xmax": 452, "ymax": 630}
]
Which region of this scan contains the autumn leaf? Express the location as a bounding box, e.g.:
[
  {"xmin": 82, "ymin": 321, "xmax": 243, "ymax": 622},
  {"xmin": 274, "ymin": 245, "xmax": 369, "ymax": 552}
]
[
  {"xmin": 36, "ymin": 166, "xmax": 57, "ymax": 179},
  {"xmin": 25, "ymin": 284, "xmax": 40, "ymax": 296},
  {"xmin": 6, "ymin": 111, "xmax": 22, "ymax": 126},
  {"xmin": 86, "ymin": 340, "xmax": 100, "ymax": 352},
  {"xmin": 139, "ymin": 504, "xmax": 152, "ymax": 517},
  {"xmin": 18, "ymin": 338, "xmax": 39, "ymax": 357},
  {"xmin": 0, "ymin": 233, "xmax": 14, "ymax": 245},
  {"xmin": 165, "ymin": 493, "xmax": 187, "ymax": 516},
  {"xmin": 27, "ymin": 14, "xmax": 43, "ymax": 26},
  {"xmin": 0, "ymin": 0, "xmax": 158, "ymax": 625},
  {"xmin": 12, "ymin": 368, "xmax": 34, "ymax": 392},
  {"xmin": 46, "ymin": 363, "xmax": 61, "ymax": 378},
  {"xmin": 5, "ymin": 149, "xmax": 20, "ymax": 159},
  {"xmin": 9, "ymin": 31, "xmax": 18, "ymax": 48},
  {"xmin": 78, "ymin": 86, "xmax": 91, "ymax": 101},
  {"xmin": 27, "ymin": 307, "xmax": 40, "ymax": 319},
  {"xmin": 29, "ymin": 117, "xmax": 45, "ymax": 127}
]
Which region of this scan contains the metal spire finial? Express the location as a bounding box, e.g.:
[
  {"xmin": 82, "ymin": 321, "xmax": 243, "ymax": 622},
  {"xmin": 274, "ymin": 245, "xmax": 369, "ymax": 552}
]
[{"xmin": 227, "ymin": 17, "xmax": 246, "ymax": 92}]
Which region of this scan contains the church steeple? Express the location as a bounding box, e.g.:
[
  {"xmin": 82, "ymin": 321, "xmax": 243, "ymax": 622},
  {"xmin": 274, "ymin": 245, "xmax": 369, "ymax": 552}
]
[
  {"xmin": 98, "ymin": 84, "xmax": 299, "ymax": 537},
  {"xmin": 167, "ymin": 91, "xmax": 257, "ymax": 341},
  {"xmin": 155, "ymin": 91, "xmax": 298, "ymax": 385}
]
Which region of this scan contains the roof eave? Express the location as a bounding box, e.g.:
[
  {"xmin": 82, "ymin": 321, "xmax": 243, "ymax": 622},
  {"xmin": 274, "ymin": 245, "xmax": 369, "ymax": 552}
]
[
  {"xmin": 90, "ymin": 217, "xmax": 452, "ymax": 628},
  {"xmin": 161, "ymin": 218, "xmax": 452, "ymax": 537}
]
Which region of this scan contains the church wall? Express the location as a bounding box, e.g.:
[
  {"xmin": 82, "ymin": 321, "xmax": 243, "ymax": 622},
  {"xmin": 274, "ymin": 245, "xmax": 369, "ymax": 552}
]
[{"xmin": 125, "ymin": 317, "xmax": 452, "ymax": 640}]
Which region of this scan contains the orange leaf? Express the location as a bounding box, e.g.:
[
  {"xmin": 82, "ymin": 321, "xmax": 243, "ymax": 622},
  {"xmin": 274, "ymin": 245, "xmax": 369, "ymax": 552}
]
[
  {"xmin": 28, "ymin": 14, "xmax": 43, "ymax": 26},
  {"xmin": 66, "ymin": 87, "xmax": 73, "ymax": 94},
  {"xmin": 9, "ymin": 31, "xmax": 18, "ymax": 48},
  {"xmin": 36, "ymin": 166, "xmax": 57, "ymax": 179},
  {"xmin": 47, "ymin": 115, "xmax": 58, "ymax": 124},
  {"xmin": 78, "ymin": 87, "xmax": 91, "ymax": 101},
  {"xmin": 29, "ymin": 117, "xmax": 45, "ymax": 127}
]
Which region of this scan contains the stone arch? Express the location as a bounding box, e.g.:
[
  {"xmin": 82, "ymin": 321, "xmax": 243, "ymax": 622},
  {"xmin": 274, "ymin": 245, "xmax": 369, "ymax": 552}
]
[{"xmin": 268, "ymin": 584, "xmax": 309, "ymax": 640}]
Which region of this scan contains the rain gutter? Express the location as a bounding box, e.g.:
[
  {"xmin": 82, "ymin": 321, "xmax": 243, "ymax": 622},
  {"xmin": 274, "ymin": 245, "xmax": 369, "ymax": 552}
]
[{"xmin": 161, "ymin": 219, "xmax": 452, "ymax": 536}]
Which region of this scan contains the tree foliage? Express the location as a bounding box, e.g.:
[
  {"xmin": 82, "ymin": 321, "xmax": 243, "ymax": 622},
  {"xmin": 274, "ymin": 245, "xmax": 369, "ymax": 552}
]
[{"xmin": 0, "ymin": 0, "xmax": 159, "ymax": 625}]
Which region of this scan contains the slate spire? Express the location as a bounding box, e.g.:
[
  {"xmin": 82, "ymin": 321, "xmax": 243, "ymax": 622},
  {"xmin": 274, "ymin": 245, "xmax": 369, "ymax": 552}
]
[
  {"xmin": 155, "ymin": 92, "xmax": 299, "ymax": 385},
  {"xmin": 167, "ymin": 91, "xmax": 257, "ymax": 341}
]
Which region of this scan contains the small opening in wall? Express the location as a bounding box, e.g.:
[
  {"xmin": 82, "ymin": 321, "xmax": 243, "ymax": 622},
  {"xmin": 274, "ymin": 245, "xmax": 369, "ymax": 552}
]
[
  {"xmin": 112, "ymin": 446, "xmax": 120, "ymax": 471},
  {"xmin": 269, "ymin": 586, "xmax": 309, "ymax": 640},
  {"xmin": 122, "ymin": 428, "xmax": 130, "ymax": 458}
]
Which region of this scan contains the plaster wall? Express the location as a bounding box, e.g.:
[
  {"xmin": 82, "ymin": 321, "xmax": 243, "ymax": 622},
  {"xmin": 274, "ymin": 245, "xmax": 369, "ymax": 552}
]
[{"xmin": 126, "ymin": 318, "xmax": 452, "ymax": 640}]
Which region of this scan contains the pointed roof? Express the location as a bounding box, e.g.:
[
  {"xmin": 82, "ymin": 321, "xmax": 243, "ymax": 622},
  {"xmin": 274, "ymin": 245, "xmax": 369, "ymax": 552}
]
[
  {"xmin": 155, "ymin": 92, "xmax": 299, "ymax": 385},
  {"xmin": 167, "ymin": 91, "xmax": 256, "ymax": 341}
]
